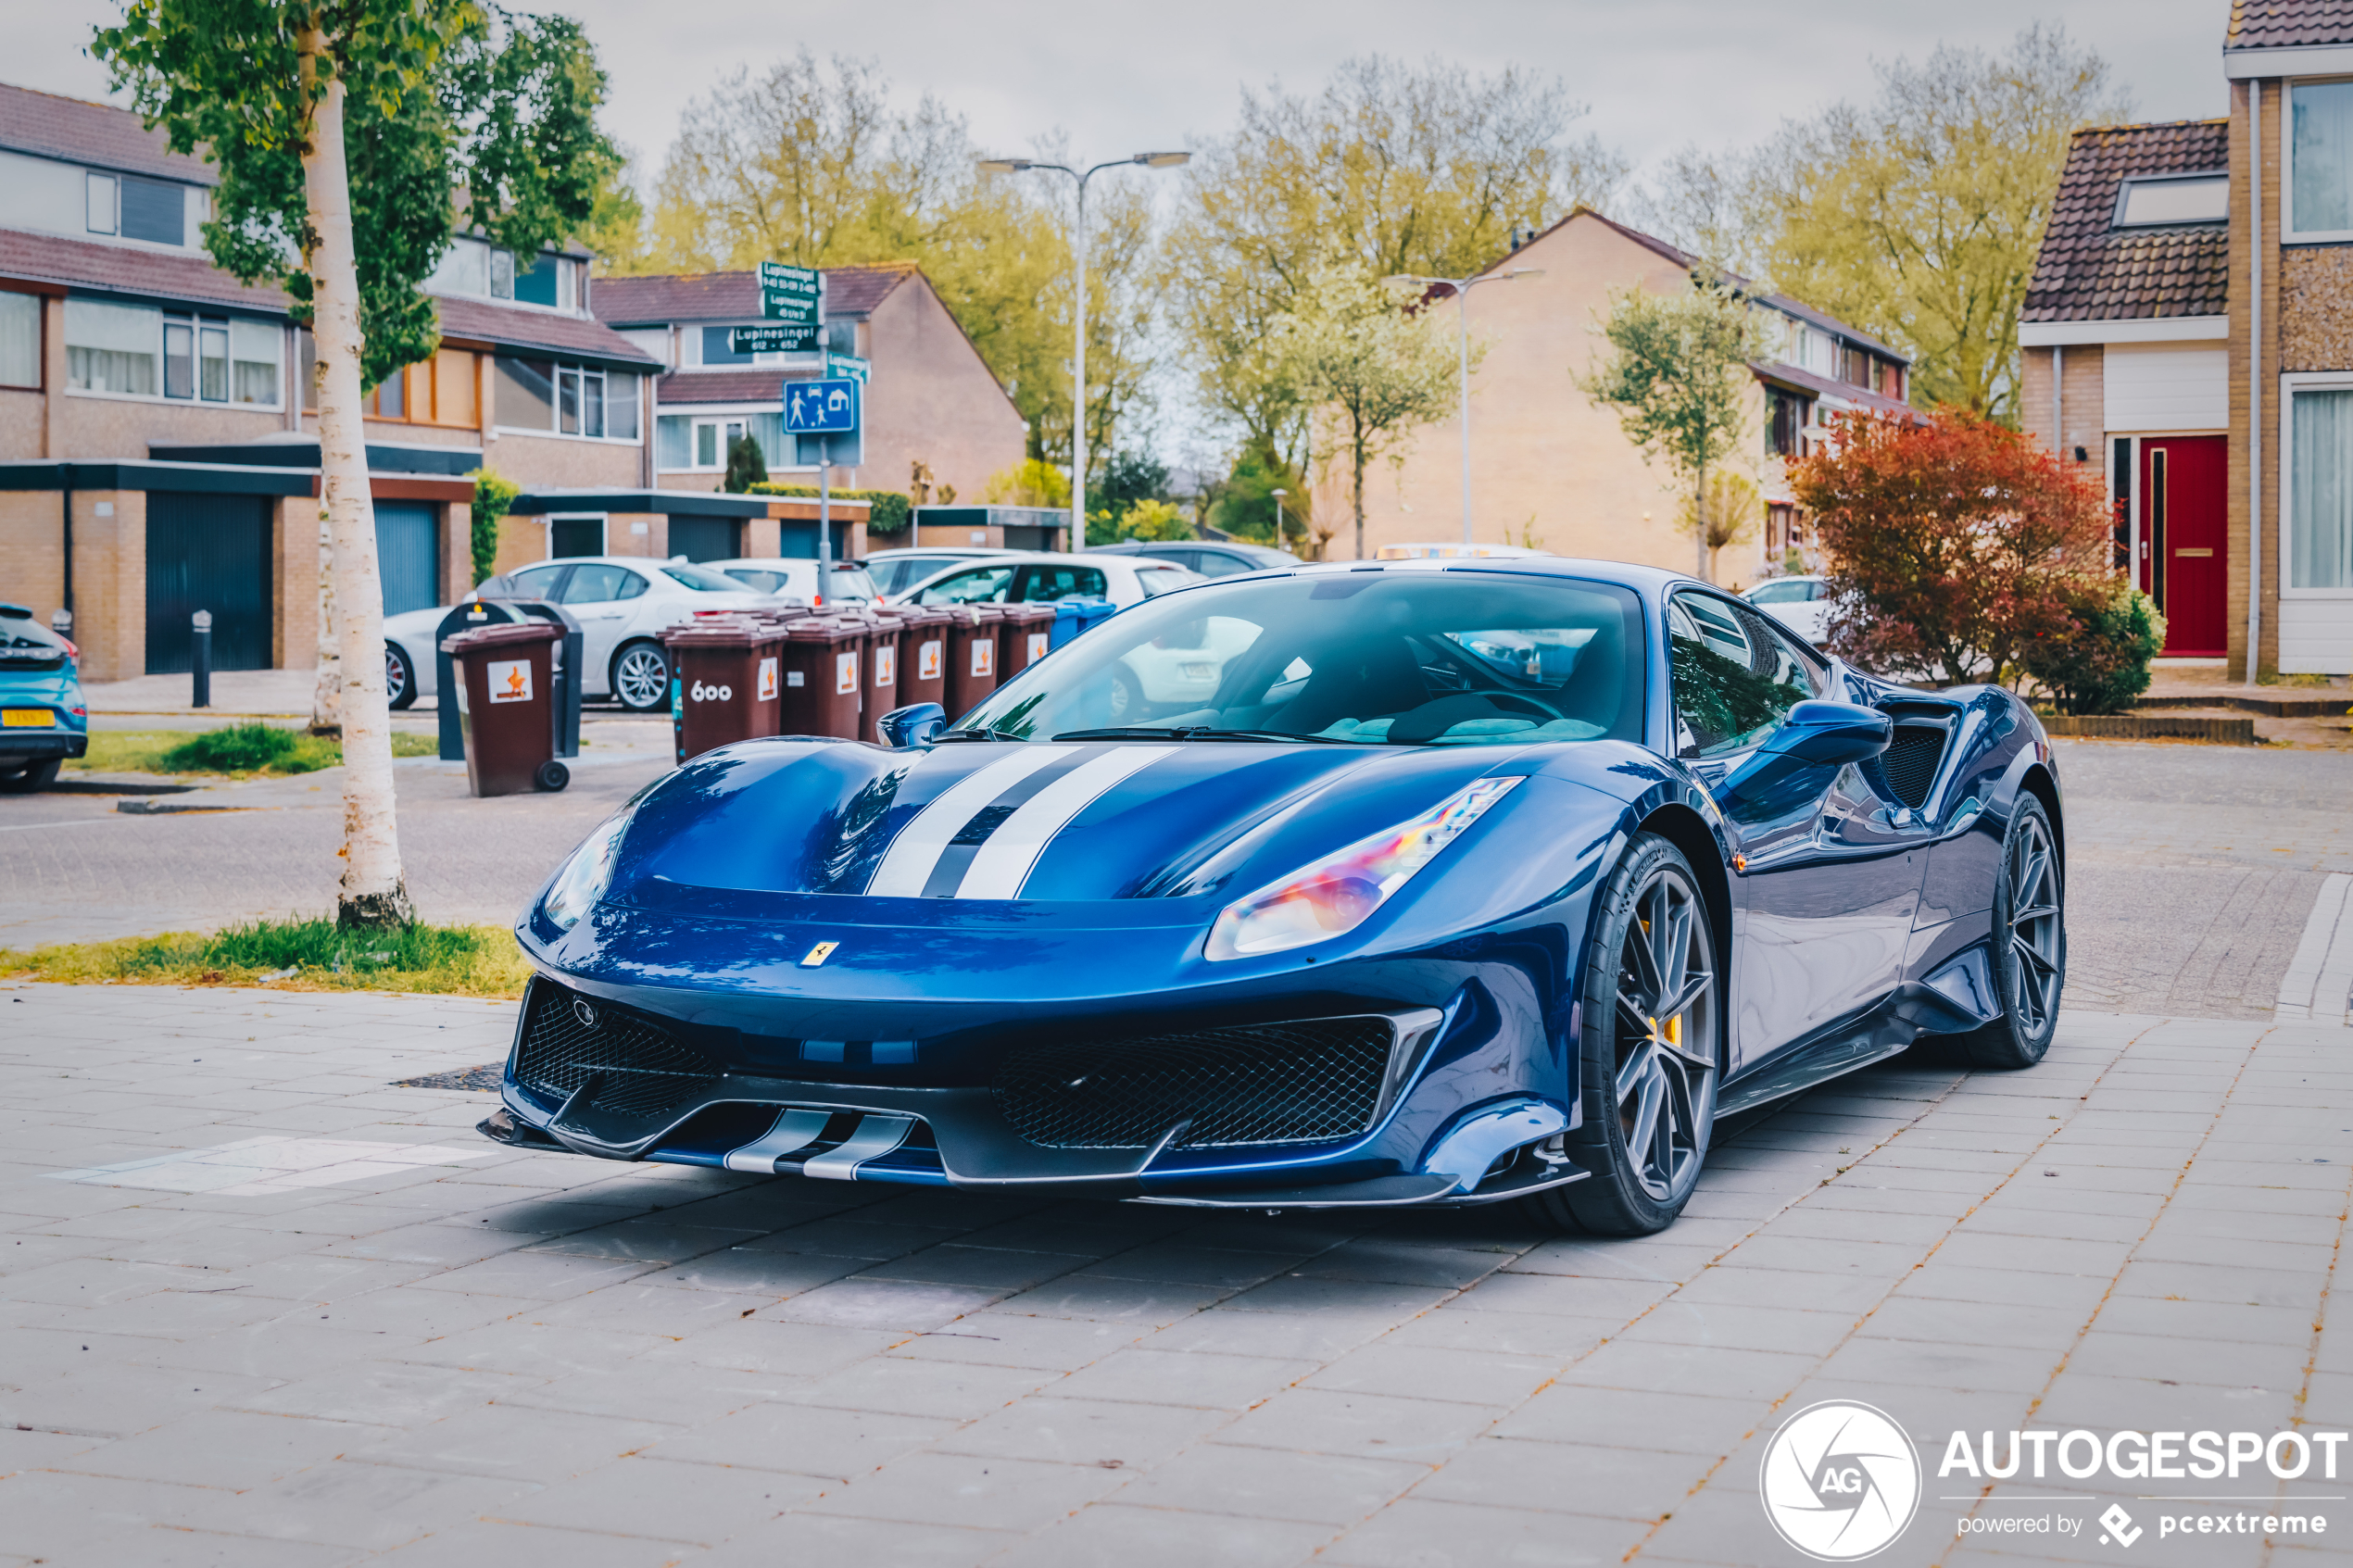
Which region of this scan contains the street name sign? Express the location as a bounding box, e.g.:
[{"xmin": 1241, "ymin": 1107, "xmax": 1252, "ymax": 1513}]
[
  {"xmin": 825, "ymin": 352, "xmax": 871, "ymax": 384},
  {"xmin": 728, "ymin": 322, "xmax": 818, "ymax": 354},
  {"xmin": 759, "ymin": 261, "xmax": 822, "ymax": 323},
  {"xmin": 786, "ymin": 378, "xmax": 860, "ymax": 434}
]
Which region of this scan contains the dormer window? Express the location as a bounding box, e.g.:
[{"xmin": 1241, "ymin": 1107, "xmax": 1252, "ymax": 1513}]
[{"xmin": 2114, "ymin": 173, "xmax": 2229, "ymax": 228}]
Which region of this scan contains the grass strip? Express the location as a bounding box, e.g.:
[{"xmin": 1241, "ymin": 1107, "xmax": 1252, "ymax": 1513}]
[
  {"xmin": 0, "ymin": 917, "xmax": 531, "ymax": 997},
  {"xmin": 69, "ymin": 725, "xmax": 438, "ymax": 777}
]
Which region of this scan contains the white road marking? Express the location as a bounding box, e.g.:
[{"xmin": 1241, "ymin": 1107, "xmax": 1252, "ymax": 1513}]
[
  {"xmin": 46, "ymin": 1135, "xmax": 496, "ymax": 1196},
  {"xmin": 2277, "ymin": 872, "xmax": 2353, "ymax": 1024},
  {"xmin": 957, "ymin": 745, "xmax": 1175, "ymax": 898},
  {"xmin": 864, "ymin": 746, "xmax": 1076, "ymax": 897}
]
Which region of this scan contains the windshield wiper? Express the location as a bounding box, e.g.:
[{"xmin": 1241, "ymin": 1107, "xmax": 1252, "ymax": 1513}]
[
  {"xmin": 1051, "ymin": 725, "xmax": 1354, "ymax": 745},
  {"xmin": 935, "ymin": 725, "xmax": 1027, "ymax": 743}
]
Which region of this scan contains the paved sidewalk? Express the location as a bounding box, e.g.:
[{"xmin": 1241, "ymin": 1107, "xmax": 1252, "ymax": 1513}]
[{"xmin": 0, "ymin": 985, "xmax": 2344, "ymax": 1566}]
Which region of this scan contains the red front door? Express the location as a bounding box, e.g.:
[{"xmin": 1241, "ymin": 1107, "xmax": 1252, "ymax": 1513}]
[{"xmin": 2139, "ymin": 436, "xmax": 2228, "ymax": 657}]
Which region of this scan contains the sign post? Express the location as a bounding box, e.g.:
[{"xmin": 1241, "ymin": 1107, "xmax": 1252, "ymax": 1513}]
[{"xmin": 786, "ymin": 378, "xmax": 861, "ymax": 573}]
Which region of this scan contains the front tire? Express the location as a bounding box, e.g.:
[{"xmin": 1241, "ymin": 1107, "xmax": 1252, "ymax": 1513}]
[
  {"xmin": 385, "ymin": 643, "xmax": 416, "ymax": 710},
  {"xmin": 610, "ymin": 641, "xmax": 671, "ymax": 712},
  {"xmin": 1961, "ymin": 794, "xmax": 2063, "ymax": 1071},
  {"xmin": 1527, "ymin": 832, "xmax": 1720, "ymax": 1236}
]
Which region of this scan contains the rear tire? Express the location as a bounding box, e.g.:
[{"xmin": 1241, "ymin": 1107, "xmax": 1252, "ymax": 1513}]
[
  {"xmin": 610, "ymin": 641, "xmax": 670, "ymax": 713},
  {"xmin": 1525, "ymin": 832, "xmax": 1720, "ymax": 1237},
  {"xmin": 0, "ymin": 758, "xmax": 63, "ymax": 794},
  {"xmin": 385, "ymin": 643, "xmax": 417, "ymax": 710},
  {"xmin": 1961, "ymin": 794, "xmax": 2063, "ymax": 1071}
]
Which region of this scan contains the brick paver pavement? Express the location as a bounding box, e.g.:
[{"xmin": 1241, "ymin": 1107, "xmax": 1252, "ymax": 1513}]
[{"xmin": 0, "ymin": 985, "xmax": 2344, "ymax": 1566}]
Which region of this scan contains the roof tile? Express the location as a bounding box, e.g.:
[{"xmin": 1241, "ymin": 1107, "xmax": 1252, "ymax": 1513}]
[
  {"xmin": 2226, "ymin": 0, "xmax": 2353, "ymax": 49},
  {"xmin": 2023, "ymin": 119, "xmax": 2231, "ymax": 323},
  {"xmin": 592, "ymin": 263, "xmax": 914, "ymax": 326},
  {"xmin": 0, "ymin": 226, "xmax": 284, "ymax": 313},
  {"xmin": 434, "ymin": 295, "xmax": 659, "ymax": 367},
  {"xmin": 0, "ymin": 81, "xmax": 212, "ymax": 184}
]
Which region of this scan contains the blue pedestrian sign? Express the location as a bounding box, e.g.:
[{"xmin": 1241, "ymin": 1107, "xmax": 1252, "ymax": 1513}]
[{"xmin": 786, "ymin": 378, "xmax": 859, "ymax": 434}]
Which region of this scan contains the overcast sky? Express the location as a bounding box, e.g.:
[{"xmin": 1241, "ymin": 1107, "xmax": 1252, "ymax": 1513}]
[{"xmin": 8, "ymin": 1, "xmax": 2232, "ymax": 193}]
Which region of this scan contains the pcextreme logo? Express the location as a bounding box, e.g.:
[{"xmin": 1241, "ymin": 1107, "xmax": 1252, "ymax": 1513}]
[{"xmin": 1760, "ymin": 1400, "xmax": 1922, "ymax": 1561}]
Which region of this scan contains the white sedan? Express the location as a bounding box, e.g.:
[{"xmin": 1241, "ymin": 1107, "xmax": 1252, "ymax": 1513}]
[
  {"xmin": 1742, "ymin": 574, "xmax": 1831, "ymax": 646},
  {"xmin": 900, "ymin": 551, "xmax": 1200, "ymax": 611},
  {"xmin": 384, "ymin": 557, "xmax": 787, "ymax": 713}
]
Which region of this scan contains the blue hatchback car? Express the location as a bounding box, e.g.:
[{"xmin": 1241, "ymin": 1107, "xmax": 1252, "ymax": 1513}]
[{"xmin": 0, "ymin": 603, "xmax": 87, "ymax": 793}]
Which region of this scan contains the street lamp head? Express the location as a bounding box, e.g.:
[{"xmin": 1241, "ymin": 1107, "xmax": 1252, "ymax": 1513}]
[
  {"xmin": 1137, "ymin": 151, "xmax": 1191, "ymax": 169},
  {"xmin": 976, "ymin": 157, "xmax": 1031, "ymax": 175},
  {"xmin": 1271, "ymin": 488, "xmax": 1288, "ymax": 498}
]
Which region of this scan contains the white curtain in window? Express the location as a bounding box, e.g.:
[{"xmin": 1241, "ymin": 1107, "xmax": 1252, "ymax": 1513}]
[
  {"xmin": 655, "ymin": 414, "xmax": 691, "ymax": 470},
  {"xmin": 2293, "ymin": 388, "xmax": 2353, "ymax": 589},
  {"xmin": 2294, "ymin": 82, "xmax": 2353, "ymax": 233},
  {"xmin": 749, "ymin": 410, "xmax": 786, "ymax": 470},
  {"xmin": 228, "ymin": 319, "xmax": 280, "ymax": 405},
  {"xmin": 65, "ymin": 297, "xmax": 159, "ymax": 395},
  {"xmin": 0, "ymin": 291, "xmax": 37, "ymax": 388},
  {"xmin": 604, "ymin": 371, "xmax": 639, "ymax": 441}
]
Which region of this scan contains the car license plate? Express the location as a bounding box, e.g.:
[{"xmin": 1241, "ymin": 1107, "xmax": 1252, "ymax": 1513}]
[
  {"xmin": 1181, "ymin": 663, "xmax": 1214, "ymax": 680},
  {"xmin": 1, "ymin": 709, "xmax": 52, "ymax": 727}
]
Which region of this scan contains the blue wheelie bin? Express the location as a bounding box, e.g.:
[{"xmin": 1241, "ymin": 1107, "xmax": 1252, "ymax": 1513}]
[
  {"xmin": 1070, "ymin": 596, "xmax": 1118, "ymax": 637},
  {"xmin": 1048, "ymin": 598, "xmax": 1085, "ymax": 650}
]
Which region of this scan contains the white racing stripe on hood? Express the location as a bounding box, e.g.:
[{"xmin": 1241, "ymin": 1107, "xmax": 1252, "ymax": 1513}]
[
  {"xmin": 864, "ymin": 745, "xmax": 1077, "ymax": 897},
  {"xmin": 956, "ymin": 746, "xmax": 1177, "ymax": 899}
]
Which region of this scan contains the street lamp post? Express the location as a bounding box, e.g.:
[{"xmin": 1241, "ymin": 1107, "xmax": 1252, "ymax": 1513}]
[
  {"xmin": 979, "ymin": 150, "xmax": 1190, "ymax": 552},
  {"xmin": 1384, "ymin": 267, "xmax": 1541, "ymax": 546},
  {"xmin": 1271, "ymin": 487, "xmax": 1288, "ymax": 547}
]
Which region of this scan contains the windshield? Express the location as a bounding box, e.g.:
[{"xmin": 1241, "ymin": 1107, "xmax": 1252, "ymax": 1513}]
[
  {"xmin": 956, "ymin": 570, "xmax": 1645, "ymax": 746},
  {"xmin": 661, "ymin": 563, "xmax": 748, "ymax": 592}
]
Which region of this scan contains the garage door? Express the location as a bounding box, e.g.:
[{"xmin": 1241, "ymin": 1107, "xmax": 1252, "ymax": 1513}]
[
  {"xmin": 375, "ymin": 501, "xmax": 441, "ymax": 616},
  {"xmin": 146, "ymin": 492, "xmax": 272, "ymax": 673},
  {"xmin": 668, "ymin": 516, "xmax": 740, "ymax": 562}
]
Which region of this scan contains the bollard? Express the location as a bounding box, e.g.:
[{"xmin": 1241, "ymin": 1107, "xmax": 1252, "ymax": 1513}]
[
  {"xmin": 49, "ymin": 608, "xmax": 71, "ymax": 641},
  {"xmin": 191, "ymin": 608, "xmax": 211, "ymax": 709}
]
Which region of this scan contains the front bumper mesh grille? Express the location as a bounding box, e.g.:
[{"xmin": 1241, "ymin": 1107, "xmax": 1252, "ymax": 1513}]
[
  {"xmin": 513, "ymin": 981, "xmax": 723, "ymax": 1120},
  {"xmin": 991, "ymin": 1017, "xmax": 1396, "ymax": 1150}
]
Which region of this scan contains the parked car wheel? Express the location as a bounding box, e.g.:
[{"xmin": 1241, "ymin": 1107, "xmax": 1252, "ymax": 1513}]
[
  {"xmin": 0, "ymin": 758, "xmax": 63, "ymax": 794},
  {"xmin": 610, "ymin": 640, "xmax": 671, "ymax": 713},
  {"xmin": 385, "ymin": 643, "xmax": 417, "ymax": 710},
  {"xmin": 1106, "ymin": 666, "xmax": 1144, "ymax": 724},
  {"xmin": 1528, "ymin": 833, "xmax": 1719, "ymax": 1237},
  {"xmin": 1959, "ymin": 795, "xmax": 2064, "ymax": 1071}
]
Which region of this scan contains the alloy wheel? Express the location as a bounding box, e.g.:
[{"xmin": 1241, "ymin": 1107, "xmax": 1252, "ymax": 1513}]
[
  {"xmin": 2003, "ymin": 810, "xmax": 2063, "ymax": 1034},
  {"xmin": 1610, "ymin": 865, "xmax": 1718, "ymax": 1203},
  {"xmin": 384, "ymin": 646, "xmax": 409, "ymax": 705},
  {"xmin": 614, "ymin": 646, "xmax": 669, "ymax": 710}
]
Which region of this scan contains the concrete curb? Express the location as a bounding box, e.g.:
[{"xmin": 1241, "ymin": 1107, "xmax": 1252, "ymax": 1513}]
[
  {"xmin": 50, "ymin": 775, "xmax": 202, "ymax": 796},
  {"xmin": 2135, "ymin": 692, "xmax": 2350, "ymax": 718}
]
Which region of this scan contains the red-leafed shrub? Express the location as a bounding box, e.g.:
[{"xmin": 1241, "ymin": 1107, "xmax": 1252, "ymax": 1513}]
[{"xmin": 1788, "ymin": 409, "xmax": 2112, "ymax": 687}]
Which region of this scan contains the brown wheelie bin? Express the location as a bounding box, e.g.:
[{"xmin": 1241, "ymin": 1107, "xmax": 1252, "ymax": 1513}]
[
  {"xmin": 941, "ymin": 605, "xmax": 1004, "ymax": 720},
  {"xmin": 842, "ymin": 608, "xmax": 906, "ymax": 731},
  {"xmin": 997, "ymin": 602, "xmax": 1058, "ymax": 683},
  {"xmin": 777, "ymin": 617, "xmax": 869, "ymax": 738},
  {"xmin": 885, "ymin": 605, "xmax": 951, "ymax": 717},
  {"xmin": 661, "ymin": 613, "xmax": 796, "ymax": 764},
  {"xmin": 441, "ymin": 620, "xmax": 567, "ymax": 796}
]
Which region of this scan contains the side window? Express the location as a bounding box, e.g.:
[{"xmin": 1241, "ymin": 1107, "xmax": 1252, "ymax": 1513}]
[
  {"xmin": 1135, "ymin": 568, "xmax": 1186, "ymax": 597},
  {"xmin": 915, "ymin": 565, "xmax": 1013, "ymax": 605},
  {"xmin": 1194, "ymin": 552, "xmax": 1251, "ymax": 577},
  {"xmin": 560, "ymin": 564, "xmax": 633, "ymax": 604},
  {"xmin": 509, "ymin": 564, "xmax": 569, "ymax": 598},
  {"xmin": 1017, "ymin": 566, "xmax": 1108, "ymax": 602},
  {"xmin": 1667, "ymin": 592, "xmax": 1815, "ymax": 758}
]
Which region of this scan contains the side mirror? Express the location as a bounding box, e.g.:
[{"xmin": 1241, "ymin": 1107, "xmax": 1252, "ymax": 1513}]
[
  {"xmin": 876, "ymin": 702, "xmax": 945, "ymax": 748},
  {"xmin": 1770, "ymin": 700, "xmax": 1892, "ymax": 767},
  {"xmin": 1718, "ymin": 701, "xmax": 1889, "ymax": 818}
]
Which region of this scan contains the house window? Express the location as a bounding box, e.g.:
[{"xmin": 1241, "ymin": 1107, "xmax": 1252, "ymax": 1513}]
[
  {"xmin": 2114, "ymin": 173, "xmax": 2228, "ymax": 227},
  {"xmin": 490, "ymin": 248, "xmax": 515, "ymax": 300},
  {"xmin": 364, "ymin": 348, "xmax": 479, "ymax": 426},
  {"xmin": 2290, "ymin": 385, "xmax": 2353, "ymax": 589},
  {"xmin": 664, "ymin": 412, "xmax": 785, "ymax": 470},
  {"xmin": 84, "ymin": 171, "xmax": 116, "ymax": 234},
  {"xmin": 0, "ymin": 291, "xmax": 38, "ymax": 388},
  {"xmin": 1839, "ymin": 343, "xmax": 1870, "ymax": 388},
  {"xmin": 1766, "ymin": 386, "xmax": 1812, "ymax": 458},
  {"xmin": 494, "ymin": 355, "xmax": 638, "ymax": 439},
  {"xmin": 163, "ymin": 319, "xmax": 193, "ymax": 398},
  {"xmin": 513, "ymin": 254, "xmax": 562, "ymax": 308},
  {"xmin": 2291, "ymin": 81, "xmax": 2353, "ymax": 238},
  {"xmin": 120, "ymin": 175, "xmax": 185, "ymax": 245},
  {"xmin": 65, "ymin": 298, "xmax": 158, "ymax": 395},
  {"xmin": 155, "ymin": 313, "xmax": 279, "ymax": 405}
]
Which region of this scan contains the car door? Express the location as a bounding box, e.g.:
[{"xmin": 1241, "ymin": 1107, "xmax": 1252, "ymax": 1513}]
[
  {"xmin": 1667, "ymin": 590, "xmax": 1914, "ymax": 1073},
  {"xmin": 558, "ymin": 563, "xmax": 648, "ymax": 684}
]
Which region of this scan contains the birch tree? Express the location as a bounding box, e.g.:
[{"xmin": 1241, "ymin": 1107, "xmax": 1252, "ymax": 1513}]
[{"xmin": 95, "ymin": 1, "xmax": 615, "ymax": 928}]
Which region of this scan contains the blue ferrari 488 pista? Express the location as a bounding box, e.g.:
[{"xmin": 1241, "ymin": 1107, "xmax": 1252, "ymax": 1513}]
[{"xmin": 484, "ymin": 558, "xmax": 2064, "ymax": 1236}]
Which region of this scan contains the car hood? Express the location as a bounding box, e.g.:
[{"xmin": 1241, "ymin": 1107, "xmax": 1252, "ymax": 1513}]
[{"xmin": 604, "ymin": 736, "xmax": 1541, "ymax": 909}]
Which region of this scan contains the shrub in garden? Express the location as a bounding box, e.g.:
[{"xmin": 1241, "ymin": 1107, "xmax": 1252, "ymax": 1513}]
[
  {"xmin": 2022, "ymin": 583, "xmax": 2164, "ymax": 715},
  {"xmin": 1788, "ymin": 409, "xmax": 2111, "ymax": 686}
]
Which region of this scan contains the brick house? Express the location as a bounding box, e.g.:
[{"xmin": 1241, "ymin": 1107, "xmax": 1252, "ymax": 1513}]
[
  {"xmin": 1342, "ymin": 209, "xmax": 1911, "ymax": 579},
  {"xmin": 590, "ymin": 264, "xmax": 1029, "ymax": 521},
  {"xmin": 2020, "ymin": 1, "xmax": 2353, "ymax": 677},
  {"xmin": 0, "ymin": 81, "xmax": 845, "ymax": 683}
]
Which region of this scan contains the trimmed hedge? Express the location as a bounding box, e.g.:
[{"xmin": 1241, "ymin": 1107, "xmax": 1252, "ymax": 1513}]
[{"xmin": 750, "ymin": 484, "xmax": 912, "ymax": 536}]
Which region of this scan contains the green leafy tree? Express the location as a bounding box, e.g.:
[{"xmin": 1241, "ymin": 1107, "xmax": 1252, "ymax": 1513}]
[
  {"xmin": 94, "ymin": 0, "xmax": 618, "ymax": 929},
  {"xmin": 1168, "ymin": 56, "xmax": 1626, "ymax": 481},
  {"xmin": 1581, "ymin": 270, "xmax": 1773, "ymax": 583},
  {"xmin": 1685, "ymin": 470, "xmax": 1762, "ymax": 587},
  {"xmin": 1208, "ymin": 435, "xmax": 1307, "ymax": 549},
  {"xmin": 979, "ymin": 458, "xmax": 1072, "ymax": 509},
  {"xmin": 1269, "ymin": 263, "xmax": 1460, "ymax": 561},
  {"xmin": 2022, "ymin": 583, "xmax": 2164, "ymax": 714},
  {"xmin": 466, "ymin": 467, "xmax": 520, "ymax": 585}
]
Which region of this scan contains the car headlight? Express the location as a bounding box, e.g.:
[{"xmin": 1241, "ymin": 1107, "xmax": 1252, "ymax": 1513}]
[
  {"xmin": 542, "ymin": 812, "xmax": 631, "ymax": 931},
  {"xmin": 1204, "ymin": 775, "xmax": 1523, "ymax": 961}
]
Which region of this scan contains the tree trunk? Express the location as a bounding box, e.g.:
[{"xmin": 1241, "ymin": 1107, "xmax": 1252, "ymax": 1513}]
[
  {"xmin": 300, "ymin": 37, "xmax": 411, "ymax": 929},
  {"xmin": 1693, "ymin": 455, "xmax": 1710, "ymax": 583},
  {"xmin": 1352, "ymin": 426, "xmax": 1368, "ymax": 563},
  {"xmin": 310, "ymin": 504, "xmax": 339, "ymax": 735}
]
